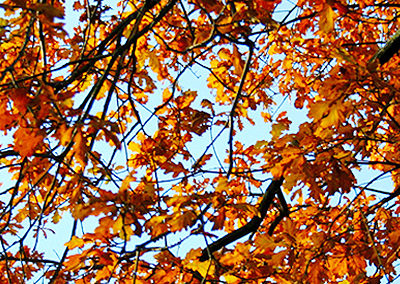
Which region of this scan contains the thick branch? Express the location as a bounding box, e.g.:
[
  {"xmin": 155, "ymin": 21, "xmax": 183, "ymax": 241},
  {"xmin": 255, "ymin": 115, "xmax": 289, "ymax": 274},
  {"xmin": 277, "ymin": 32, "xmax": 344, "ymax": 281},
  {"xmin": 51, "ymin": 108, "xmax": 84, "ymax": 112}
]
[
  {"xmin": 0, "ymin": 255, "xmax": 59, "ymax": 265},
  {"xmin": 199, "ymin": 178, "xmax": 283, "ymax": 261},
  {"xmin": 370, "ymin": 30, "xmax": 400, "ymax": 65},
  {"xmin": 370, "ymin": 186, "xmax": 400, "ymax": 212},
  {"xmin": 268, "ymin": 187, "xmax": 290, "ymax": 235}
]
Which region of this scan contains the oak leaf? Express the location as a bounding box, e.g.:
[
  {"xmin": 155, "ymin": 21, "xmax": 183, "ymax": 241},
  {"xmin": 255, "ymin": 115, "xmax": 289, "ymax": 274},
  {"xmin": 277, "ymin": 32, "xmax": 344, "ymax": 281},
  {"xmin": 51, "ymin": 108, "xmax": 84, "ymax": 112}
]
[
  {"xmin": 65, "ymin": 236, "xmax": 85, "ymax": 249},
  {"xmin": 319, "ymin": 3, "xmax": 334, "ymax": 33},
  {"xmin": 13, "ymin": 128, "xmax": 44, "ymax": 157},
  {"xmin": 232, "ymin": 45, "xmax": 244, "ymax": 76}
]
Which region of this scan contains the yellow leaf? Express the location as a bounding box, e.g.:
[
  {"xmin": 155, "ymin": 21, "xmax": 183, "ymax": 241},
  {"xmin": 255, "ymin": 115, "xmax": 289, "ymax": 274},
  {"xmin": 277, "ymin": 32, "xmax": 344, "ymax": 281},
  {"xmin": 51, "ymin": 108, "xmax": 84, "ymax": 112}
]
[
  {"xmin": 228, "ymin": 203, "xmax": 260, "ymax": 217},
  {"xmin": 146, "ymin": 216, "xmax": 168, "ymax": 237},
  {"xmin": 268, "ymin": 42, "xmax": 280, "ymax": 55},
  {"xmin": 319, "ymin": 3, "xmax": 334, "ymax": 33},
  {"xmin": 282, "ymin": 218, "xmax": 297, "ymax": 244},
  {"xmin": 232, "ymin": 45, "xmax": 244, "ymax": 76},
  {"xmin": 218, "ymin": 48, "xmax": 231, "ymax": 61},
  {"xmin": 255, "ymin": 234, "xmax": 278, "ymax": 252},
  {"xmin": 224, "ymin": 274, "xmax": 241, "ymax": 284},
  {"xmin": 185, "ymin": 258, "xmax": 215, "ymax": 278},
  {"xmin": 148, "ymin": 51, "xmax": 160, "ymax": 74},
  {"xmin": 320, "ymin": 103, "xmax": 343, "ymax": 128},
  {"xmin": 120, "ymin": 174, "xmax": 135, "ymax": 192},
  {"xmin": 128, "ymin": 141, "xmax": 141, "ymax": 153},
  {"xmin": 162, "ymin": 88, "xmax": 172, "ymax": 102},
  {"xmin": 119, "ymin": 225, "xmax": 134, "ymax": 241},
  {"xmin": 0, "ymin": 17, "xmax": 8, "ymax": 29},
  {"xmin": 64, "ymin": 254, "xmax": 85, "ymax": 270},
  {"xmin": 328, "ymin": 257, "xmax": 348, "ymax": 278},
  {"xmin": 59, "ymin": 124, "xmax": 73, "ymax": 146},
  {"xmin": 79, "ymin": 74, "xmax": 93, "ymax": 92},
  {"xmin": 271, "ymin": 123, "xmax": 287, "ymax": 138},
  {"xmin": 332, "ymin": 47, "xmax": 356, "ymax": 64},
  {"xmin": 270, "ymin": 250, "xmax": 287, "ymax": 266},
  {"xmin": 136, "ymin": 50, "xmax": 148, "ymax": 70},
  {"xmin": 95, "ymin": 266, "xmax": 112, "ymax": 282},
  {"xmin": 71, "ymin": 204, "xmax": 88, "ymax": 221},
  {"xmin": 220, "ymin": 243, "xmax": 251, "ymax": 265},
  {"xmin": 61, "ymin": 98, "xmax": 74, "ymax": 108},
  {"xmin": 65, "ymin": 236, "xmax": 85, "ymax": 249},
  {"xmin": 52, "ymin": 210, "xmax": 61, "ymax": 224},
  {"xmin": 216, "ymin": 176, "xmax": 229, "ymax": 193},
  {"xmin": 113, "ymin": 215, "xmax": 123, "ymax": 235},
  {"xmin": 95, "ymin": 216, "xmax": 115, "ymax": 236},
  {"xmin": 216, "ymin": 15, "xmax": 233, "ymax": 34},
  {"xmin": 168, "ymin": 211, "xmax": 196, "ymax": 232},
  {"xmin": 273, "ymin": 275, "xmax": 294, "ymax": 284}
]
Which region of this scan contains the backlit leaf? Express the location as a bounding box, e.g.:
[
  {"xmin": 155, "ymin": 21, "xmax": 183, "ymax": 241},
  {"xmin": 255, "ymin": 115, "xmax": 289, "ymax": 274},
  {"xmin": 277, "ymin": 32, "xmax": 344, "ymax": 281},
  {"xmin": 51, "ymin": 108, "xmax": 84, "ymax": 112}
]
[{"xmin": 319, "ymin": 3, "xmax": 334, "ymax": 33}]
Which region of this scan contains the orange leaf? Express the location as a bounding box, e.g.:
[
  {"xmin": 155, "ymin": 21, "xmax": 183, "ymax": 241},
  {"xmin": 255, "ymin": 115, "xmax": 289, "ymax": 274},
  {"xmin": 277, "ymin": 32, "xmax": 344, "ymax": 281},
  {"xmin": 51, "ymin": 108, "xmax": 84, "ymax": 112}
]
[
  {"xmin": 95, "ymin": 266, "xmax": 112, "ymax": 282},
  {"xmin": 13, "ymin": 128, "xmax": 44, "ymax": 157},
  {"xmin": 255, "ymin": 234, "xmax": 279, "ymax": 252},
  {"xmin": 73, "ymin": 129, "xmax": 88, "ymax": 167},
  {"xmin": 58, "ymin": 124, "xmax": 74, "ymax": 146},
  {"xmin": 319, "ymin": 3, "xmax": 334, "ymax": 33},
  {"xmin": 232, "ymin": 45, "xmax": 244, "ymax": 76},
  {"xmin": 11, "ymin": 88, "xmax": 30, "ymax": 113},
  {"xmin": 168, "ymin": 211, "xmax": 196, "ymax": 232},
  {"xmin": 65, "ymin": 236, "xmax": 85, "ymax": 249},
  {"xmin": 30, "ymin": 3, "xmax": 64, "ymax": 19}
]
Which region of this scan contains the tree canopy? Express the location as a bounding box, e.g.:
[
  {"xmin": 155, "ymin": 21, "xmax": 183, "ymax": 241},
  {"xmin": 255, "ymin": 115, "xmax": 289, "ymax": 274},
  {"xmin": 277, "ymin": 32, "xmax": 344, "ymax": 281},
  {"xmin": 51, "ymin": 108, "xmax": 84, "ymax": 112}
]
[{"xmin": 1, "ymin": 0, "xmax": 400, "ymax": 283}]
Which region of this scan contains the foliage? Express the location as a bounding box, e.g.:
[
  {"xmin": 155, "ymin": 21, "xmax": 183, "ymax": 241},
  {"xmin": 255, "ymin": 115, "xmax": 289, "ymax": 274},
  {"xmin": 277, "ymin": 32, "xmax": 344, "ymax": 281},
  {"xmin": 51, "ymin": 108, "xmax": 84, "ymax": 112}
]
[{"xmin": 0, "ymin": 0, "xmax": 400, "ymax": 283}]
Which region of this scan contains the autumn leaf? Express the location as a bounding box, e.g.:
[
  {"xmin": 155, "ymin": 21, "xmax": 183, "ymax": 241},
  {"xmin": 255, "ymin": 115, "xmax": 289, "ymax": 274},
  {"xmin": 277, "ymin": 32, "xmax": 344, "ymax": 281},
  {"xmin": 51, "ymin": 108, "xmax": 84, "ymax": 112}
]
[
  {"xmin": 271, "ymin": 122, "xmax": 287, "ymax": 138},
  {"xmin": 255, "ymin": 234, "xmax": 279, "ymax": 252},
  {"xmin": 319, "ymin": 3, "xmax": 334, "ymax": 33},
  {"xmin": 227, "ymin": 203, "xmax": 260, "ymax": 217},
  {"xmin": 168, "ymin": 211, "xmax": 196, "ymax": 232},
  {"xmin": 52, "ymin": 210, "xmax": 61, "ymax": 224},
  {"xmin": 13, "ymin": 128, "xmax": 45, "ymax": 157},
  {"xmin": 232, "ymin": 45, "xmax": 244, "ymax": 76},
  {"xmin": 57, "ymin": 124, "xmax": 74, "ymax": 146},
  {"xmin": 184, "ymin": 254, "xmax": 215, "ymax": 278},
  {"xmin": 11, "ymin": 88, "xmax": 30, "ymax": 113},
  {"xmin": 73, "ymin": 128, "xmax": 88, "ymax": 167},
  {"xmin": 200, "ymin": 99, "xmax": 215, "ymax": 115},
  {"xmin": 65, "ymin": 236, "xmax": 85, "ymax": 249},
  {"xmin": 224, "ymin": 274, "xmax": 241, "ymax": 284},
  {"xmin": 30, "ymin": 3, "xmax": 65, "ymax": 19},
  {"xmin": 146, "ymin": 216, "xmax": 168, "ymax": 237}
]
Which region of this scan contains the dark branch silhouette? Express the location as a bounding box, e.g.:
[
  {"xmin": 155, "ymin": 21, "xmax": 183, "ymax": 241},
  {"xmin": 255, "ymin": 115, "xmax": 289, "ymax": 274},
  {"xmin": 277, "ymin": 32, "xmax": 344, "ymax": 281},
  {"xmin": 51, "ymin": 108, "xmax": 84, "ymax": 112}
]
[
  {"xmin": 199, "ymin": 178, "xmax": 284, "ymax": 262},
  {"xmin": 370, "ymin": 30, "xmax": 400, "ymax": 65}
]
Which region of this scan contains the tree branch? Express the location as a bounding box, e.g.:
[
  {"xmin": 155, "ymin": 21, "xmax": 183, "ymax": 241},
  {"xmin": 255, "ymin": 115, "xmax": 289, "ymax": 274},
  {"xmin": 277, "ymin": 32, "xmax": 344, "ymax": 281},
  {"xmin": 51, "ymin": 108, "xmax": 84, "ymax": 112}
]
[
  {"xmin": 370, "ymin": 30, "xmax": 400, "ymax": 65},
  {"xmin": 199, "ymin": 178, "xmax": 283, "ymax": 261}
]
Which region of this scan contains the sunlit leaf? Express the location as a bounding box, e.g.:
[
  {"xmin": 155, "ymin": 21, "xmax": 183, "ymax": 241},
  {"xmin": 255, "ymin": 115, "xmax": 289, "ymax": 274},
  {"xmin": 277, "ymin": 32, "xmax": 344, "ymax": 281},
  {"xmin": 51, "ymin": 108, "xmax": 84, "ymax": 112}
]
[{"xmin": 319, "ymin": 3, "xmax": 334, "ymax": 33}]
